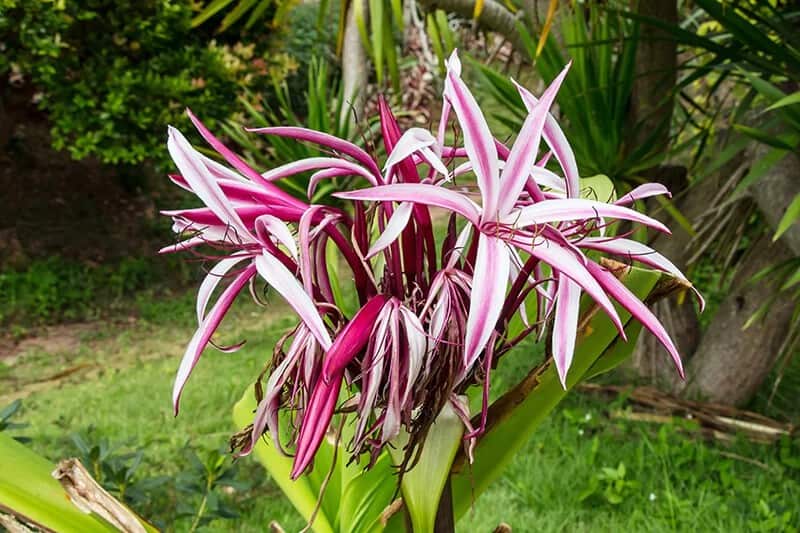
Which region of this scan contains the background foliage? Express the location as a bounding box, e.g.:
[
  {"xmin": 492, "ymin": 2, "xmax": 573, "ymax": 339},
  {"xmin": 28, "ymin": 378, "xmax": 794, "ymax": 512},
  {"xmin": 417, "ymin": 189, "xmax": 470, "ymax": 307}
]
[{"xmin": 0, "ymin": 0, "xmax": 328, "ymax": 167}]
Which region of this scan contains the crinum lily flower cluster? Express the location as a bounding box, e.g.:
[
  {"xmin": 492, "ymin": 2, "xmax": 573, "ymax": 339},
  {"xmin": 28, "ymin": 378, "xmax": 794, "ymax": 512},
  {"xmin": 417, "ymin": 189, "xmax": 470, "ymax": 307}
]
[{"xmin": 163, "ymin": 51, "xmax": 700, "ymax": 479}]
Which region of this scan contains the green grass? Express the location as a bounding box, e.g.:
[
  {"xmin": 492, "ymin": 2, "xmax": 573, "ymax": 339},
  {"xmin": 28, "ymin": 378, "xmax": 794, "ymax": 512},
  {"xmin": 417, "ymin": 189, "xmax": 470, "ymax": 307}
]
[{"xmin": 2, "ymin": 297, "xmax": 799, "ymax": 532}]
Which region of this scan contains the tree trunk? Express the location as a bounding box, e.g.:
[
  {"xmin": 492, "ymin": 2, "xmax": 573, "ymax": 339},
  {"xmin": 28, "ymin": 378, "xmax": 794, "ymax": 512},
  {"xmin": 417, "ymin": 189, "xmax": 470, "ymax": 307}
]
[
  {"xmin": 676, "ymin": 233, "xmax": 795, "ymax": 405},
  {"xmin": 340, "ymin": 0, "xmax": 369, "ymax": 126},
  {"xmin": 629, "ymin": 0, "xmax": 678, "ymax": 150}
]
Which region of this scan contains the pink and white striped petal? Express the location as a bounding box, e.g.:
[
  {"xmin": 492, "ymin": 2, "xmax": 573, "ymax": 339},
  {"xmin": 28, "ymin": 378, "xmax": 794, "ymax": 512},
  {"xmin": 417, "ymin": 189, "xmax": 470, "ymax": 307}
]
[
  {"xmin": 512, "ymin": 71, "xmax": 580, "ymax": 198},
  {"xmin": 367, "ymin": 202, "xmax": 414, "ymax": 259},
  {"xmin": 167, "ymin": 127, "xmax": 256, "ymax": 243},
  {"xmin": 186, "ymin": 111, "xmax": 305, "ymax": 210},
  {"xmin": 526, "ymin": 238, "xmax": 625, "ymax": 336},
  {"xmin": 579, "ymin": 237, "xmax": 705, "ymax": 311},
  {"xmin": 307, "ymin": 168, "xmax": 352, "ymax": 199},
  {"xmin": 262, "ymin": 157, "xmax": 377, "ymax": 185},
  {"xmin": 335, "ymin": 184, "xmax": 482, "ymax": 226},
  {"xmin": 463, "ymin": 234, "xmax": 511, "ymax": 369},
  {"xmin": 254, "ymin": 215, "xmax": 298, "ymax": 260},
  {"xmin": 586, "ymin": 261, "xmax": 685, "ymax": 378},
  {"xmin": 505, "ymin": 198, "xmax": 671, "ymax": 234},
  {"xmin": 552, "ymin": 274, "xmax": 581, "ymax": 388},
  {"xmin": 615, "ymin": 183, "xmax": 671, "ymax": 206},
  {"xmin": 322, "ymin": 295, "xmax": 390, "ymax": 380},
  {"xmin": 240, "ymin": 328, "xmax": 312, "ymax": 456},
  {"xmin": 399, "ymin": 306, "xmax": 427, "ymax": 406},
  {"xmin": 247, "ymin": 126, "xmax": 382, "ymax": 180},
  {"xmin": 292, "ymin": 370, "xmax": 343, "ymax": 479},
  {"xmin": 444, "ymin": 55, "xmax": 500, "ymax": 216},
  {"xmin": 499, "ymin": 63, "xmax": 570, "ymax": 215},
  {"xmin": 254, "ymin": 252, "xmax": 332, "ymax": 350},
  {"xmin": 173, "ymin": 263, "xmax": 257, "ymax": 414},
  {"xmin": 385, "ymin": 128, "xmax": 449, "ymax": 178},
  {"xmin": 196, "ymin": 255, "xmax": 250, "ymax": 325}
]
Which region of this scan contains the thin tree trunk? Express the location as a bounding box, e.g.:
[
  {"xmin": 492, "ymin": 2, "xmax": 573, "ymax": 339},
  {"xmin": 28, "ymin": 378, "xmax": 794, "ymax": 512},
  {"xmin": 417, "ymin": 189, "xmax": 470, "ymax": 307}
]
[
  {"xmin": 629, "ymin": 0, "xmax": 677, "ymax": 150},
  {"xmin": 0, "ymin": 89, "xmax": 10, "ymax": 148}
]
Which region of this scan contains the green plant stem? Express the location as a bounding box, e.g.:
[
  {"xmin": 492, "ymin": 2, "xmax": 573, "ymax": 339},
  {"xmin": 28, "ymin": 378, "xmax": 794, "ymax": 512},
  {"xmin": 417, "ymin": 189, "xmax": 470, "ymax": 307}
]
[{"xmin": 189, "ymin": 479, "xmax": 213, "ymax": 533}]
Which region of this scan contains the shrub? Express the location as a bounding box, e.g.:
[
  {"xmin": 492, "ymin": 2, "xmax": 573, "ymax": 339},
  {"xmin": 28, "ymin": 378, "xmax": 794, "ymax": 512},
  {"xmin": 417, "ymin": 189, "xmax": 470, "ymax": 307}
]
[
  {"xmin": 0, "ymin": 0, "xmax": 244, "ymax": 167},
  {"xmin": 0, "ymin": 256, "xmax": 193, "ymax": 326}
]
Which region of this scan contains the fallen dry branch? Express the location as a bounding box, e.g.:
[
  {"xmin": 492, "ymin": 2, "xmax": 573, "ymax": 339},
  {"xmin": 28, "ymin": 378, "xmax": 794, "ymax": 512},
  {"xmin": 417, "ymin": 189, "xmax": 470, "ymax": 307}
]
[{"xmin": 580, "ymin": 383, "xmax": 796, "ymax": 444}]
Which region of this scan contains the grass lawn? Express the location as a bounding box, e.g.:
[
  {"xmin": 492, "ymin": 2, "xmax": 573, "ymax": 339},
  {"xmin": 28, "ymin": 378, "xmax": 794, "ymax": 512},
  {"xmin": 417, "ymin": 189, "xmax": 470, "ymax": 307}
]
[{"xmin": 2, "ymin": 296, "xmax": 799, "ymax": 532}]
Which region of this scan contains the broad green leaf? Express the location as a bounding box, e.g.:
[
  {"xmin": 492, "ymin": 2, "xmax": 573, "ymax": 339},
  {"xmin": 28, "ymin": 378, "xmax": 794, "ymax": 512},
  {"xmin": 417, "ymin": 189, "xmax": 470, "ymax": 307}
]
[
  {"xmin": 583, "ymin": 321, "xmax": 644, "ymax": 380},
  {"xmin": 774, "ymin": 193, "xmax": 800, "ymax": 242},
  {"xmin": 0, "ymin": 433, "xmax": 119, "ymax": 532},
  {"xmin": 450, "ymin": 266, "xmax": 663, "ymax": 519},
  {"xmin": 390, "ymin": 0, "xmax": 403, "ymax": 33},
  {"xmin": 382, "ymin": 6, "xmax": 399, "ymax": 92},
  {"xmin": 436, "ymin": 10, "xmax": 456, "ymax": 53},
  {"xmin": 426, "ymin": 13, "xmax": 445, "ymax": 75},
  {"xmin": 579, "ymin": 174, "xmax": 615, "ymax": 203},
  {"xmin": 336, "ymin": 453, "xmax": 397, "ymax": 533},
  {"xmin": 354, "ymin": 0, "xmax": 373, "ymax": 57},
  {"xmin": 740, "ymin": 72, "xmax": 800, "ymax": 131},
  {"xmin": 233, "ymin": 392, "xmax": 336, "ymax": 533},
  {"xmin": 389, "ymin": 402, "xmax": 464, "ymax": 533}
]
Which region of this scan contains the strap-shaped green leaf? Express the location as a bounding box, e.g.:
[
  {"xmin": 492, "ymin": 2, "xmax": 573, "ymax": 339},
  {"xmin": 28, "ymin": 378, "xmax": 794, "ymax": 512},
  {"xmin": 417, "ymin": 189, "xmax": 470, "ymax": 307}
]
[
  {"xmin": 233, "ymin": 394, "xmax": 336, "ymax": 533},
  {"xmin": 389, "ymin": 402, "xmax": 464, "ymax": 533},
  {"xmin": 774, "ymin": 193, "xmax": 800, "ymax": 242},
  {"xmin": 0, "ymin": 434, "xmax": 124, "ymax": 532}
]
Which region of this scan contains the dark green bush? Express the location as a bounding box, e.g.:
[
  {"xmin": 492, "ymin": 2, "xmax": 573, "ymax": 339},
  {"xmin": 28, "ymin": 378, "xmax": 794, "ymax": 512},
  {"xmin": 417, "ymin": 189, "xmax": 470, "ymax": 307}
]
[
  {"xmin": 0, "ymin": 0, "xmax": 244, "ymax": 166},
  {"xmin": 0, "ymin": 256, "xmax": 194, "ymax": 326}
]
